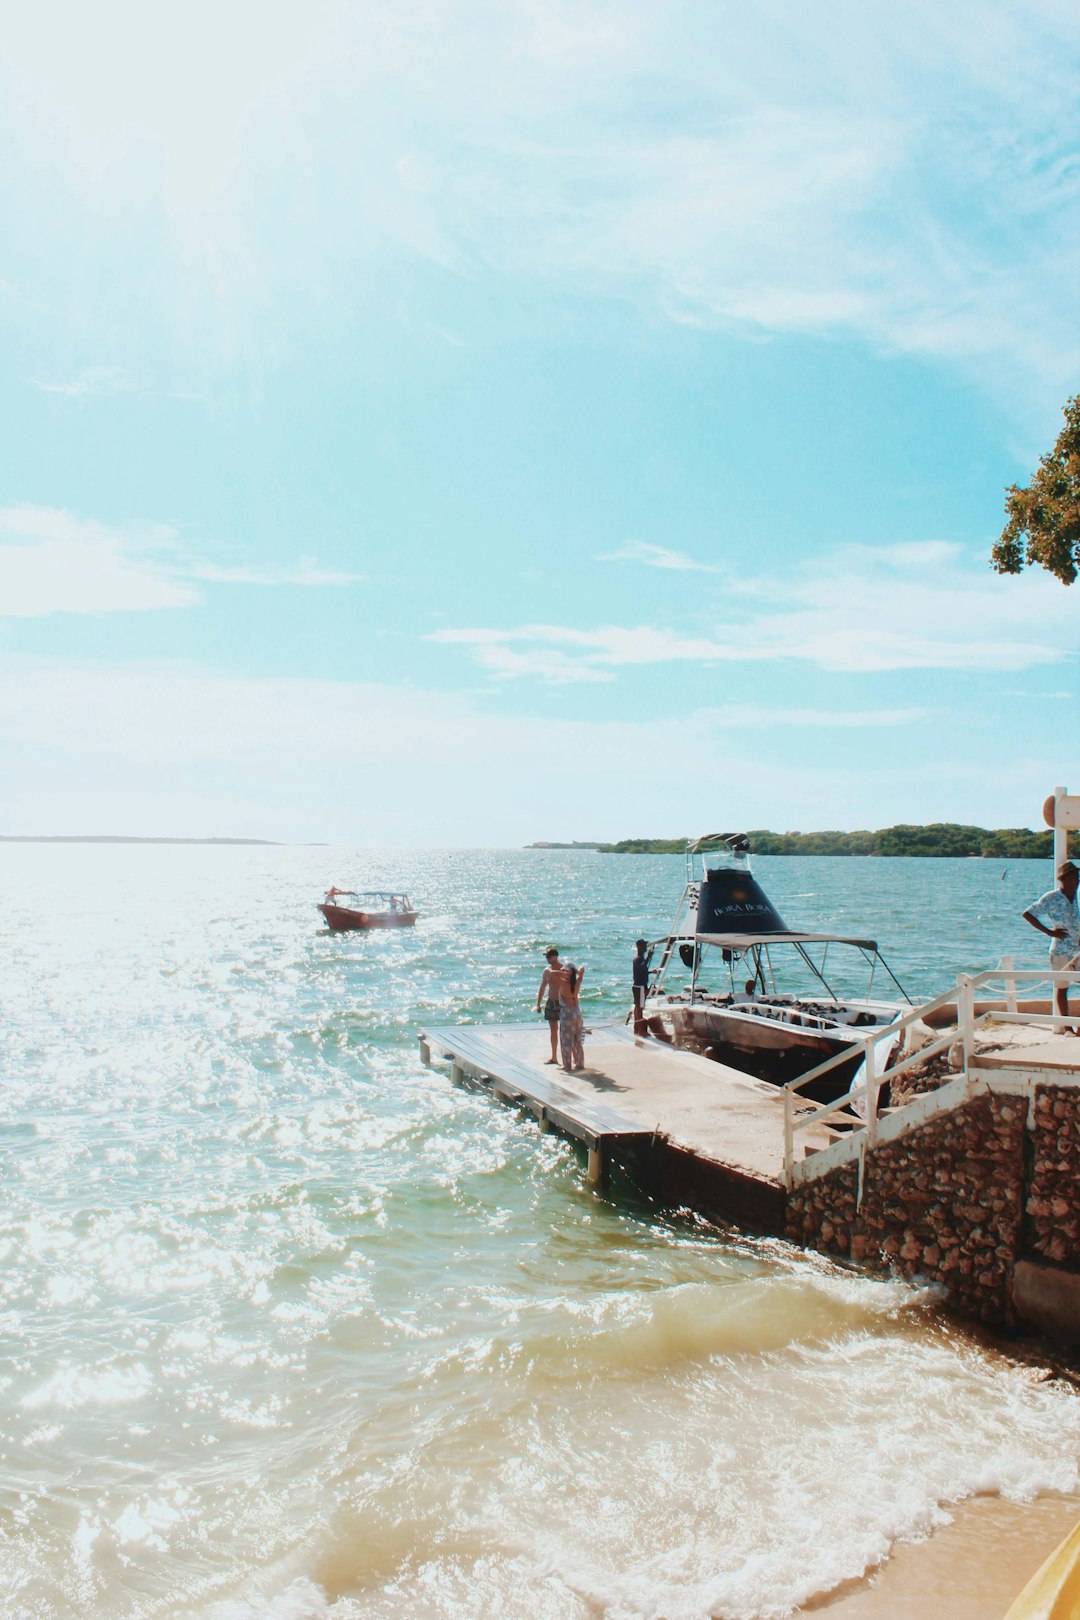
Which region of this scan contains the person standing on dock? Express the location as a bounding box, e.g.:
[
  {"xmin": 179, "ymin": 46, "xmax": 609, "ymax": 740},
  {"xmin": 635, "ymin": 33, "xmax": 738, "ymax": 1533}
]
[
  {"xmin": 632, "ymin": 940, "xmax": 650, "ymax": 1031},
  {"xmin": 535, "ymin": 948, "xmax": 564, "ymax": 1064},
  {"xmin": 559, "ymin": 963, "xmax": 586, "ymax": 1072},
  {"xmin": 1022, "ymin": 860, "xmax": 1080, "ymax": 1026}
]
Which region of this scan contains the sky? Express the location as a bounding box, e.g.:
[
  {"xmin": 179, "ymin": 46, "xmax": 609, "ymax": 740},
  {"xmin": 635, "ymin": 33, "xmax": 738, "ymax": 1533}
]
[{"xmin": 1, "ymin": 0, "xmax": 1078, "ymax": 844}]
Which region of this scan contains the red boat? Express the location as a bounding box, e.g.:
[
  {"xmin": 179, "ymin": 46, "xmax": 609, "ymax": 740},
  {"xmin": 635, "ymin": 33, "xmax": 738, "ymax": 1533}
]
[{"xmin": 318, "ymin": 889, "xmax": 419, "ymax": 931}]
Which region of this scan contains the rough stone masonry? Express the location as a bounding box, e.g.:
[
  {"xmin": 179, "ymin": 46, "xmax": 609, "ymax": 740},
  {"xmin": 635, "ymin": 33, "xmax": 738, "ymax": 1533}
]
[{"xmin": 783, "ymin": 1089, "xmax": 1045, "ymax": 1325}]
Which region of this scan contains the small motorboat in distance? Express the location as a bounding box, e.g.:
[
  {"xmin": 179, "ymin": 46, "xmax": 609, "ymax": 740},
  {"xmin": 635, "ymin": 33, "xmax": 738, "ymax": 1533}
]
[{"xmin": 318, "ymin": 889, "xmax": 419, "ymax": 931}]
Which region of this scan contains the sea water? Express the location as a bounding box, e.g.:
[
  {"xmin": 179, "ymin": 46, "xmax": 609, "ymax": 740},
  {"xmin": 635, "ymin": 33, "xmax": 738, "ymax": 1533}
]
[{"xmin": 2, "ymin": 844, "xmax": 1079, "ymax": 1620}]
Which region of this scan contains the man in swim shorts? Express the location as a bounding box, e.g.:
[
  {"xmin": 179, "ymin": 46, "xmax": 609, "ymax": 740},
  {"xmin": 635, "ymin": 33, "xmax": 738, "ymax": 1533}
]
[{"xmin": 535, "ymin": 947, "xmax": 564, "ymax": 1064}]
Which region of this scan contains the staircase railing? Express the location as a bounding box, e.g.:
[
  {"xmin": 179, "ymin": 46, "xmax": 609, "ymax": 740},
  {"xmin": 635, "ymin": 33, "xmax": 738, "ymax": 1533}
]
[{"xmin": 783, "ymin": 965, "xmax": 1080, "ymax": 1191}]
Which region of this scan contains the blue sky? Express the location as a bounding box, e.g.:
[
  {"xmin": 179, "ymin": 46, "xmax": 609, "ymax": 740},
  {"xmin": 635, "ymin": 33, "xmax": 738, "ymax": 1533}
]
[{"xmin": 1, "ymin": 0, "xmax": 1077, "ymax": 843}]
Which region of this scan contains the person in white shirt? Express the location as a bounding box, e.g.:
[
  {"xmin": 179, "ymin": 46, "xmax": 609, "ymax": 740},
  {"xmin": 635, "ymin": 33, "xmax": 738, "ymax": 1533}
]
[{"xmin": 1023, "ymin": 859, "xmax": 1080, "ymax": 1025}]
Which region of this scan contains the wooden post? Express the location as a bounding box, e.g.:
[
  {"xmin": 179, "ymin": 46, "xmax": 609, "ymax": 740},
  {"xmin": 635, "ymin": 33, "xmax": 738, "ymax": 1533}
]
[
  {"xmin": 783, "ymin": 1086, "xmax": 794, "ymax": 1192},
  {"xmin": 450, "ymin": 1062, "xmax": 463, "ymax": 1087},
  {"xmin": 586, "ymin": 1142, "xmax": 604, "ymax": 1189},
  {"xmin": 1001, "ymin": 956, "xmax": 1016, "ymax": 1017}
]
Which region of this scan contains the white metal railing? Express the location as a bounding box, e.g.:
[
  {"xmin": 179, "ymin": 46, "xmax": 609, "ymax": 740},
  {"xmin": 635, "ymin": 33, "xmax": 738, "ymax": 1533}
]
[{"xmin": 782, "ymin": 965, "xmax": 1080, "ymax": 1190}]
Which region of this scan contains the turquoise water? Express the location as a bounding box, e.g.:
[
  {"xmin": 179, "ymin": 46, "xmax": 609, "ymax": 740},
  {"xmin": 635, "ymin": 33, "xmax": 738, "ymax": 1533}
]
[{"xmin": 2, "ymin": 845, "xmax": 1079, "ymax": 1620}]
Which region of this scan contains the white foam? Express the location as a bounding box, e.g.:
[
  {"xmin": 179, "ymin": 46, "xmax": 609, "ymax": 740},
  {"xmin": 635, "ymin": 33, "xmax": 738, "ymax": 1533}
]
[
  {"xmin": 213, "ymin": 1577, "xmax": 335, "ymax": 1619},
  {"xmin": 22, "ymin": 1360, "xmax": 152, "ymax": 1410}
]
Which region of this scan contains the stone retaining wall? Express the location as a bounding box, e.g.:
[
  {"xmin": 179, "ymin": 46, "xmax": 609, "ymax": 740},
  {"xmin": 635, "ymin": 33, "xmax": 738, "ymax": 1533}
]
[
  {"xmin": 889, "ymin": 1049, "xmax": 962, "ymax": 1105},
  {"xmin": 785, "ymin": 1092, "xmax": 1027, "ymax": 1323},
  {"xmin": 1027, "ymin": 1086, "xmax": 1080, "ymax": 1267}
]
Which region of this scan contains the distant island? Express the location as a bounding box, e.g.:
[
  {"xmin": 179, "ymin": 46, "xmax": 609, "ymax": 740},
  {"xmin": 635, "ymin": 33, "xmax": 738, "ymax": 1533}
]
[
  {"xmin": 526, "ymin": 840, "xmax": 604, "ymax": 850},
  {"xmin": 0, "ymin": 835, "xmax": 282, "ymax": 845},
  {"xmin": 530, "ymin": 824, "xmax": 1056, "ymax": 858}
]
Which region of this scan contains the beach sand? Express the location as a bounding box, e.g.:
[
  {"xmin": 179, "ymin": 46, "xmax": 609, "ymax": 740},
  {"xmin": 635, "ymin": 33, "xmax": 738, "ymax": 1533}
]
[{"xmin": 798, "ymin": 1492, "xmax": 1080, "ymax": 1618}]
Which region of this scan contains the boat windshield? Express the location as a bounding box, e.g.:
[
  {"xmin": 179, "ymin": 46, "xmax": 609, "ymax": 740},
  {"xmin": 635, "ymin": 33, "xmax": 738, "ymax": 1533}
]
[{"xmin": 325, "ymin": 889, "xmax": 412, "ymax": 907}]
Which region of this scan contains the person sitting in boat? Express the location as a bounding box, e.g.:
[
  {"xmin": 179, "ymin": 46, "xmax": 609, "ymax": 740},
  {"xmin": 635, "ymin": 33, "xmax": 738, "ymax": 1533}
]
[
  {"xmin": 734, "ymin": 978, "xmax": 758, "ymax": 1003},
  {"xmin": 1023, "ymin": 860, "xmax": 1080, "ymax": 1028}
]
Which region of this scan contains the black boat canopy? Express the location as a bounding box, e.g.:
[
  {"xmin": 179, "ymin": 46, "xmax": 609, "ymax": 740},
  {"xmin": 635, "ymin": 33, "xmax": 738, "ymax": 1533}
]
[{"xmin": 692, "ymin": 869, "xmax": 877, "ymax": 949}]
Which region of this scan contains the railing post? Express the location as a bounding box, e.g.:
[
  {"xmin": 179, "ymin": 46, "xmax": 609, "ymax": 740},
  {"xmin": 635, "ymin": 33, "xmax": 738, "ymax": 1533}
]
[
  {"xmin": 865, "ymin": 1042, "xmax": 878, "ymax": 1149},
  {"xmin": 958, "ymin": 973, "xmax": 976, "ymax": 1073},
  {"xmin": 783, "ymin": 1086, "xmax": 794, "ymax": 1191},
  {"xmin": 1001, "ymin": 956, "xmax": 1016, "ymax": 1016}
]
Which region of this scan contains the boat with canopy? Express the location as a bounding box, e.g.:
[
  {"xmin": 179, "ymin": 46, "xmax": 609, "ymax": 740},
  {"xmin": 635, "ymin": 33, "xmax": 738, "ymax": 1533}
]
[
  {"xmin": 317, "ymin": 889, "xmax": 419, "ymax": 932},
  {"xmin": 638, "ymin": 835, "xmax": 915, "ymax": 1100}
]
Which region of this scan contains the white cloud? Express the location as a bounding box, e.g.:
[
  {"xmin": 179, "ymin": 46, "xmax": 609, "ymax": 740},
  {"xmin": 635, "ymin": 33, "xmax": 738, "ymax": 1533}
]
[
  {"xmin": 429, "ymin": 623, "xmax": 734, "ymax": 681},
  {"xmin": 430, "ymin": 540, "xmax": 1078, "ymax": 680},
  {"xmin": 30, "ymin": 366, "xmax": 137, "ymax": 397},
  {"xmin": 0, "ymin": 655, "xmax": 1052, "ymax": 842},
  {"xmin": 596, "ymin": 542, "xmax": 720, "ymax": 572},
  {"xmin": 0, "ymin": 507, "xmax": 362, "ymax": 617},
  {"xmin": 3, "ymin": 2, "xmax": 1078, "ymax": 405},
  {"xmin": 0, "ymin": 508, "xmax": 197, "ymax": 617},
  {"xmin": 184, "ymin": 559, "xmax": 364, "ymax": 588},
  {"xmin": 0, "ymin": 663, "xmax": 926, "ymax": 770},
  {"xmin": 29, "ymin": 366, "xmax": 199, "ymax": 401},
  {"xmin": 700, "ymin": 705, "xmax": 928, "ymax": 729}
]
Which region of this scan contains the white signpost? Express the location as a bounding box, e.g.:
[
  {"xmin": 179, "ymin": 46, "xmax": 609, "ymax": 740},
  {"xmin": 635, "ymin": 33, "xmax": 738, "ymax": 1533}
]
[{"xmin": 1043, "ymin": 784, "xmax": 1079, "ymax": 870}]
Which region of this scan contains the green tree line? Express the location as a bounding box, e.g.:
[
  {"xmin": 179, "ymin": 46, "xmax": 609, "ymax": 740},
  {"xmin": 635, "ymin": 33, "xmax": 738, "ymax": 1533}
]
[{"xmin": 596, "ymin": 824, "xmax": 1055, "ymax": 858}]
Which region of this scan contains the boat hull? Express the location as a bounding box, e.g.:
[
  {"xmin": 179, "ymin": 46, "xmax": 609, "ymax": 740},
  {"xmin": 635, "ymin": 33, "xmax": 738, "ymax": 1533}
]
[
  {"xmin": 644, "ymin": 1001, "xmax": 893, "ymax": 1099},
  {"xmin": 318, "ymin": 904, "xmax": 418, "ymax": 932}
]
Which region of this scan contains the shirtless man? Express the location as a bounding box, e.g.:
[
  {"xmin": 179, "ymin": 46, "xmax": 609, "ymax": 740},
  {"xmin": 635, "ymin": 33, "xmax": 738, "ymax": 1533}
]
[{"xmin": 535, "ymin": 948, "xmax": 565, "ymax": 1064}]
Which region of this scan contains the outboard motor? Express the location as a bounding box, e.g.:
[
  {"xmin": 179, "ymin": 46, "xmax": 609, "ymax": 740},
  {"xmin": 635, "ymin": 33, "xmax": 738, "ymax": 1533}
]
[{"xmin": 696, "ymin": 868, "xmax": 789, "ymax": 937}]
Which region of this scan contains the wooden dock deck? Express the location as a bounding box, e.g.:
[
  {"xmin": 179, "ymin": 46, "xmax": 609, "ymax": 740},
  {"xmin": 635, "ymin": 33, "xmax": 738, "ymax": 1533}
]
[
  {"xmin": 419, "ymin": 1020, "xmax": 835, "ymax": 1226},
  {"xmin": 421, "ymin": 996, "xmax": 1080, "ymax": 1341}
]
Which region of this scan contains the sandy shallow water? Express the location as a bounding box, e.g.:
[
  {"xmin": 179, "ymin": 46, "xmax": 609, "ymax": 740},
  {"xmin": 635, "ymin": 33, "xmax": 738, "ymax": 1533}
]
[{"xmin": 802, "ymin": 1491, "xmax": 1080, "ymax": 1618}]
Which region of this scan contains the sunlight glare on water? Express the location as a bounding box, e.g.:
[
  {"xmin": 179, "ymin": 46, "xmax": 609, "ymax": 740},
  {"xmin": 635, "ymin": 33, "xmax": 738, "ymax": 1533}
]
[{"xmin": 1, "ymin": 844, "xmax": 1078, "ymax": 1620}]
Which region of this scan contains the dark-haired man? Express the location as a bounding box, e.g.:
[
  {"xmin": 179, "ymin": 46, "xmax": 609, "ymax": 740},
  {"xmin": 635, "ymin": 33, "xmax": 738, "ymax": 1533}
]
[
  {"xmin": 535, "ymin": 948, "xmax": 564, "ymax": 1064},
  {"xmin": 632, "ymin": 939, "xmax": 650, "ymax": 1030},
  {"xmin": 1023, "ymin": 860, "xmax": 1080, "ymax": 1026}
]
